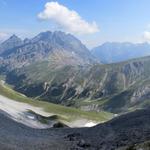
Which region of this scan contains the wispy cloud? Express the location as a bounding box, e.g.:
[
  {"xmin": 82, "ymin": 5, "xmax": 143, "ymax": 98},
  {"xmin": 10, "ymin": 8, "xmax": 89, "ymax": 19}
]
[
  {"xmin": 143, "ymin": 31, "xmax": 150, "ymax": 41},
  {"xmin": 38, "ymin": 1, "xmax": 99, "ymax": 35},
  {"xmin": 0, "ymin": 32, "xmax": 9, "ymax": 41}
]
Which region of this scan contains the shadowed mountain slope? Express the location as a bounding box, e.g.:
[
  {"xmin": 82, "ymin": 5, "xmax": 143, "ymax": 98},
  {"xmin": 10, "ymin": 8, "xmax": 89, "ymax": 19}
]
[{"xmin": 1, "ymin": 109, "xmax": 150, "ymax": 150}]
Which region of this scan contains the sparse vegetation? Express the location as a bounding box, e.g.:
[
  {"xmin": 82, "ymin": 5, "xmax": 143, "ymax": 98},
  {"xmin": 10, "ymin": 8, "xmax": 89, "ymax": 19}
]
[{"xmin": 0, "ymin": 82, "xmax": 113, "ymax": 122}]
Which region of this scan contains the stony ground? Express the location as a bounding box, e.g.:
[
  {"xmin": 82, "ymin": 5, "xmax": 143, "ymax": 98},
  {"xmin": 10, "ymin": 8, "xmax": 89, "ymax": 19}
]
[{"xmin": 1, "ymin": 109, "xmax": 150, "ymax": 150}]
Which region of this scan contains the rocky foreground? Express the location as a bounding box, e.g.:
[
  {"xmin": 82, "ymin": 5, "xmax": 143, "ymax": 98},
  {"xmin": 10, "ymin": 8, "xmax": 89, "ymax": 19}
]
[{"xmin": 1, "ymin": 109, "xmax": 150, "ymax": 150}]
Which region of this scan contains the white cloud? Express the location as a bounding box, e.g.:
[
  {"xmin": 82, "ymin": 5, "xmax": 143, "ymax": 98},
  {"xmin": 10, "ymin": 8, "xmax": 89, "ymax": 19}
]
[
  {"xmin": 38, "ymin": 2, "xmax": 99, "ymax": 35},
  {"xmin": 147, "ymin": 24, "xmax": 150, "ymax": 29},
  {"xmin": 143, "ymin": 31, "xmax": 150, "ymax": 41}
]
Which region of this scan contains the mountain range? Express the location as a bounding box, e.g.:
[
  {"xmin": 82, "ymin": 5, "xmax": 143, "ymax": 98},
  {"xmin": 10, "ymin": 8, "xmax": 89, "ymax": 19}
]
[
  {"xmin": 1, "ymin": 31, "xmax": 150, "ymax": 115},
  {"xmin": 0, "ymin": 31, "xmax": 97, "ymax": 70},
  {"xmin": 1, "ymin": 31, "xmax": 150, "ymax": 150},
  {"xmin": 92, "ymin": 42, "xmax": 150, "ymax": 63}
]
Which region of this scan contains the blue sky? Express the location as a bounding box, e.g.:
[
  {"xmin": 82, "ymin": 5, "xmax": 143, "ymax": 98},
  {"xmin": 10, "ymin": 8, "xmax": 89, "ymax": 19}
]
[{"xmin": 0, "ymin": 0, "xmax": 150, "ymax": 48}]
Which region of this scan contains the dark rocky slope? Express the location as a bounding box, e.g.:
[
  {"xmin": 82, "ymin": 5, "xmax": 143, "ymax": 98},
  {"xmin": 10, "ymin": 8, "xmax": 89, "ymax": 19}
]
[{"xmin": 1, "ymin": 109, "xmax": 150, "ymax": 150}]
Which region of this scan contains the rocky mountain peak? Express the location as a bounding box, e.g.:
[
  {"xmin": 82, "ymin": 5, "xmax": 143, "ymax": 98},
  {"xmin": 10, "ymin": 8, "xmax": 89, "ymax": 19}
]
[
  {"xmin": 9, "ymin": 34, "xmax": 20, "ymax": 40},
  {"xmin": 0, "ymin": 34, "xmax": 22, "ymax": 55},
  {"xmin": 0, "ymin": 31, "xmax": 98, "ymax": 68},
  {"xmin": 3, "ymin": 34, "xmax": 22, "ymax": 44},
  {"xmin": 31, "ymin": 31, "xmax": 53, "ymax": 42}
]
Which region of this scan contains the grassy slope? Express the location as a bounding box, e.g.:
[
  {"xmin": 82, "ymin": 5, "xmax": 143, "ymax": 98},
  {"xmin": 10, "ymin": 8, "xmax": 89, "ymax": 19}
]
[{"xmin": 0, "ymin": 81, "xmax": 113, "ymax": 123}]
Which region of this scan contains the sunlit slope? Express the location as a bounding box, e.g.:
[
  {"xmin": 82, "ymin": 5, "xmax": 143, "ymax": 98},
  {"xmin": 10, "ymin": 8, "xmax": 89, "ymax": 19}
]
[
  {"xmin": 0, "ymin": 81, "xmax": 113, "ymax": 125},
  {"xmin": 6, "ymin": 56, "xmax": 150, "ymax": 114}
]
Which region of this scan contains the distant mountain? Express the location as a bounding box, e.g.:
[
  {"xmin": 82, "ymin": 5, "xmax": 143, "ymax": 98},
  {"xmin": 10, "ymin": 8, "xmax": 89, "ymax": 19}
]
[
  {"xmin": 92, "ymin": 42, "xmax": 150, "ymax": 63},
  {"xmin": 0, "ymin": 31, "xmax": 97, "ymax": 70}
]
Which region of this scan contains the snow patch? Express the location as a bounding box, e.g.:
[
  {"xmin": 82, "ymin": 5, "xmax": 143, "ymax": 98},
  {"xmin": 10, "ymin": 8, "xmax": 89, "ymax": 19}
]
[
  {"xmin": 84, "ymin": 122, "xmax": 97, "ymax": 127},
  {"xmin": 0, "ymin": 95, "xmax": 53, "ymax": 128},
  {"xmin": 0, "ymin": 94, "xmax": 100, "ymax": 128}
]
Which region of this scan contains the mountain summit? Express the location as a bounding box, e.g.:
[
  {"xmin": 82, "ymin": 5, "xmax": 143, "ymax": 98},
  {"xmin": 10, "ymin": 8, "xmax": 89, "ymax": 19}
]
[
  {"xmin": 0, "ymin": 34, "xmax": 23, "ymax": 55},
  {"xmin": 0, "ymin": 31, "xmax": 97, "ymax": 69}
]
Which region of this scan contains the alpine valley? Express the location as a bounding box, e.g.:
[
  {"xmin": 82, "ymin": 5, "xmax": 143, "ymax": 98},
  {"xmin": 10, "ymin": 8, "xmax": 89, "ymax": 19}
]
[
  {"xmin": 1, "ymin": 31, "xmax": 150, "ymax": 150},
  {"xmin": 1, "ymin": 31, "xmax": 150, "ymax": 114}
]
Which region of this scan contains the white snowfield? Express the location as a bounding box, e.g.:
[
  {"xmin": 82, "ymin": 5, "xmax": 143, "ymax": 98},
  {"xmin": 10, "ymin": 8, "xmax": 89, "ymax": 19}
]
[
  {"xmin": 68, "ymin": 119, "xmax": 97, "ymax": 128},
  {"xmin": 0, "ymin": 94, "xmax": 98, "ymax": 128},
  {"xmin": 0, "ymin": 95, "xmax": 53, "ymax": 128}
]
